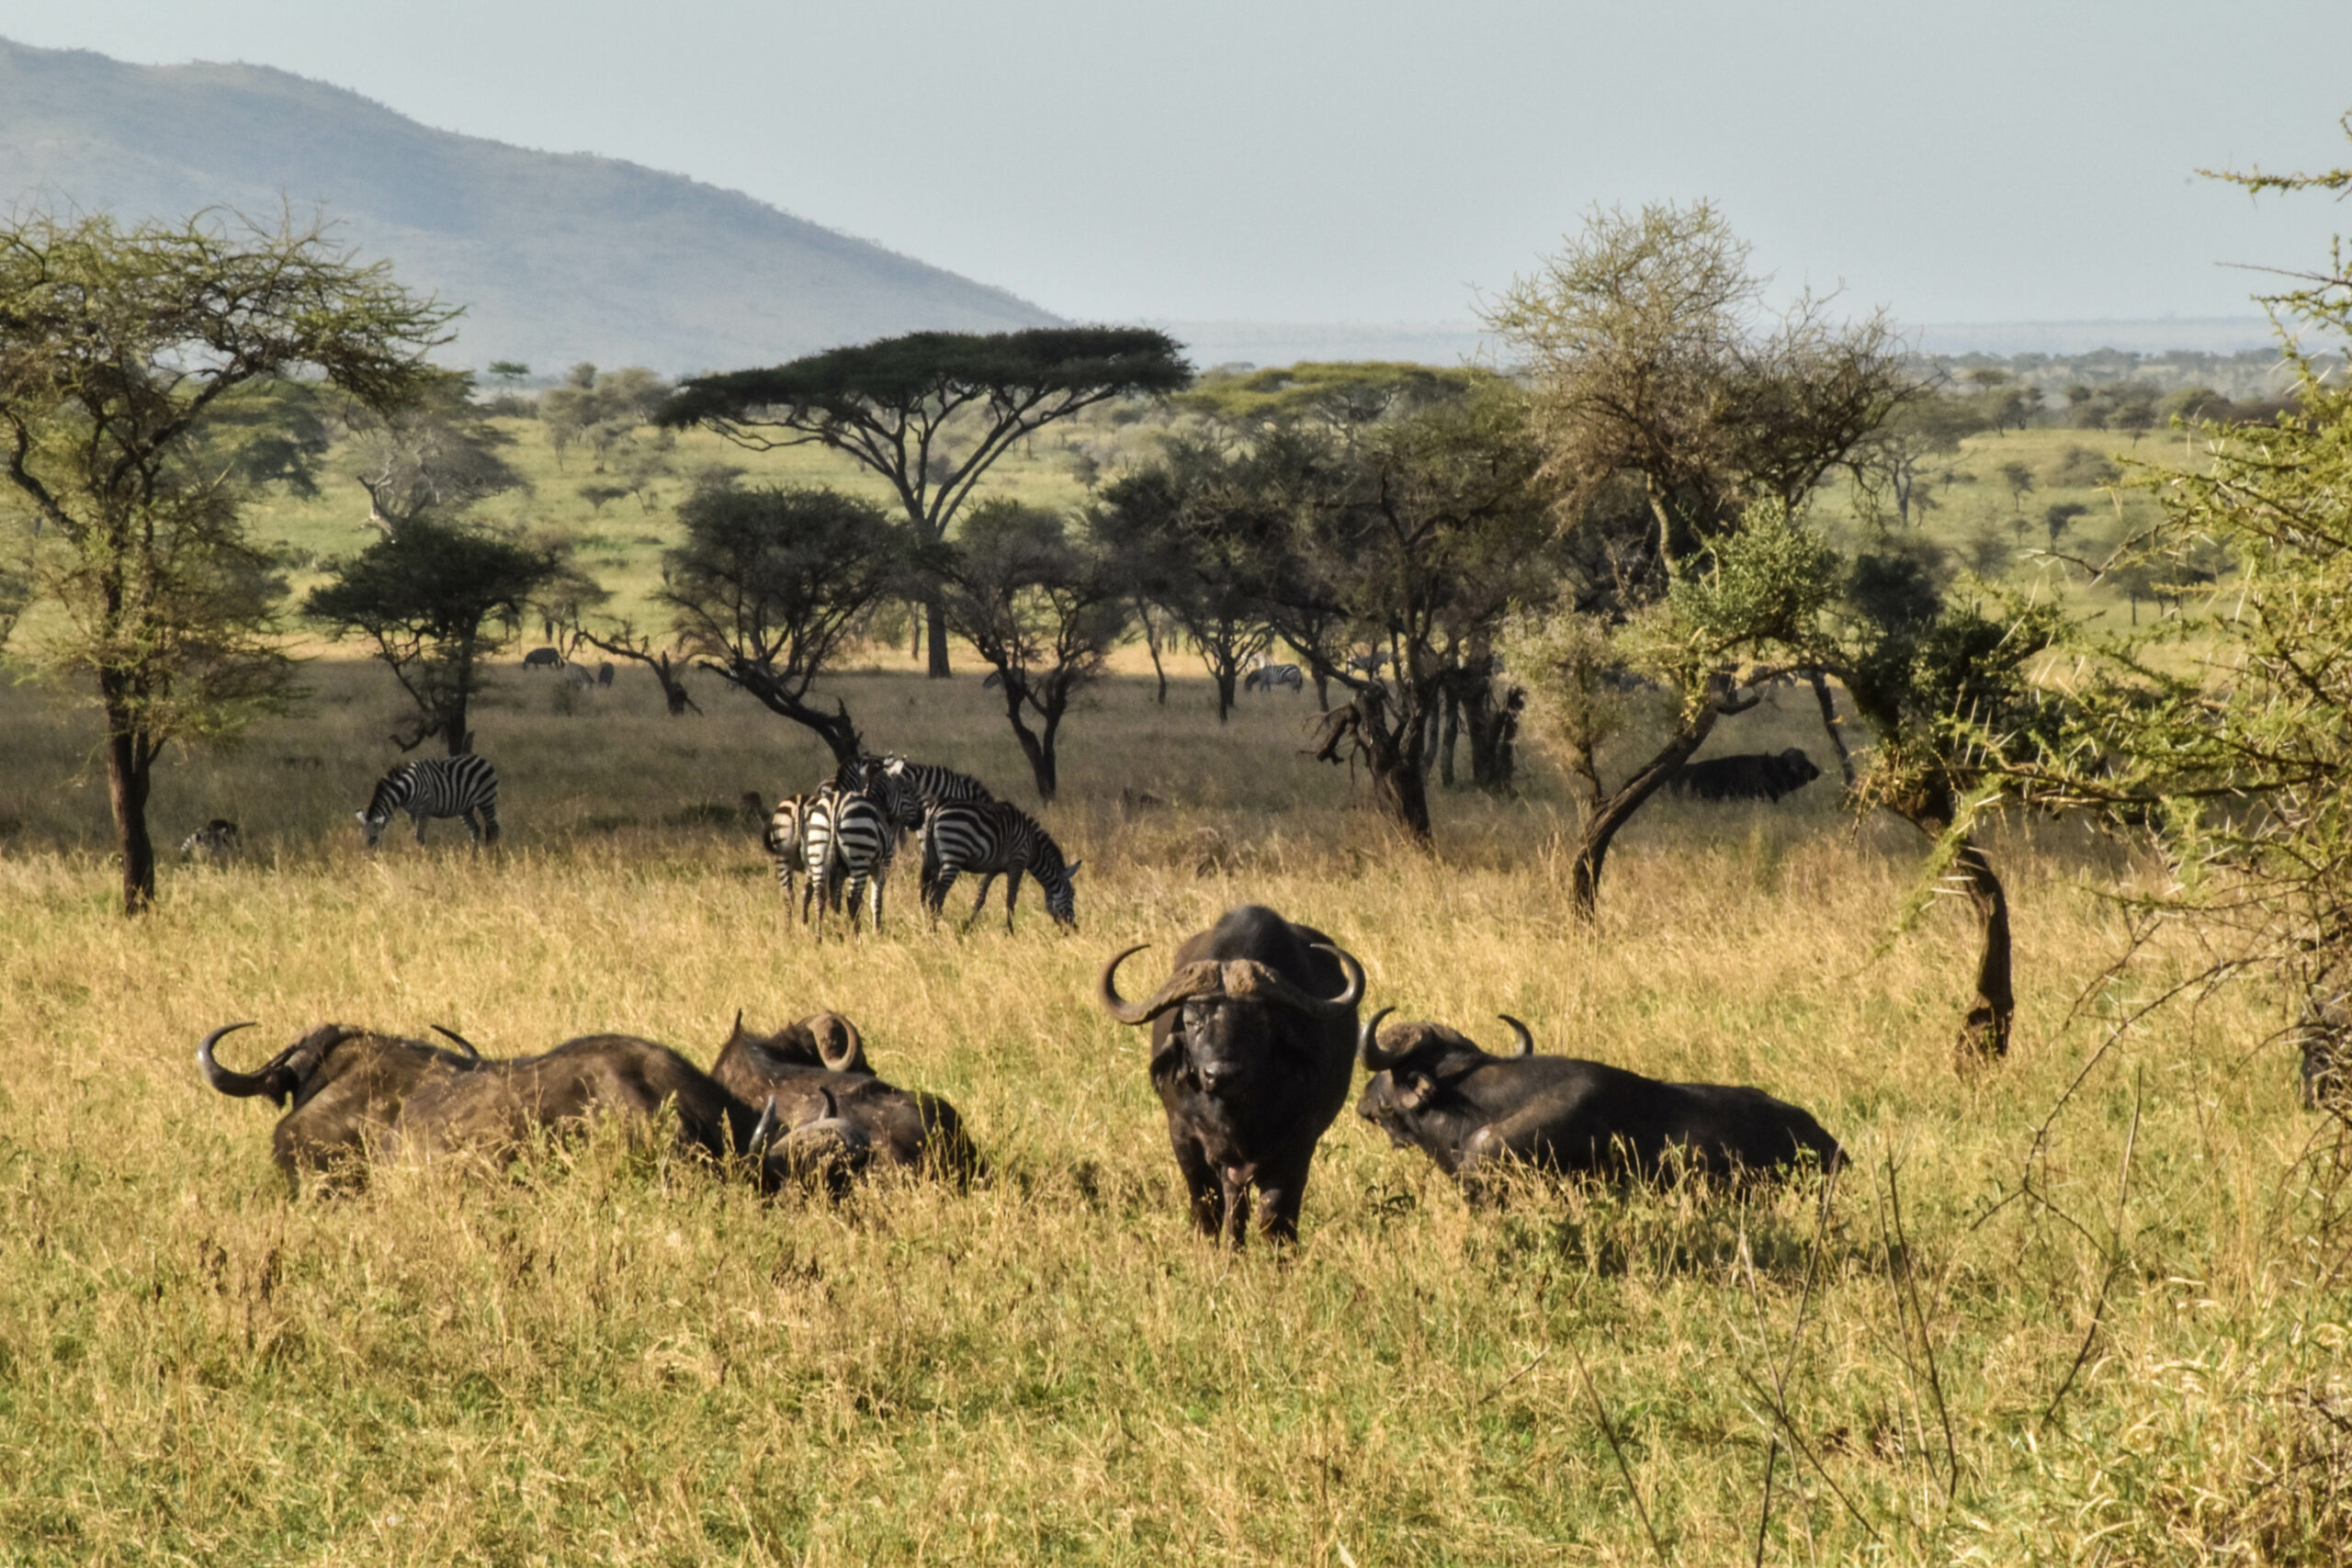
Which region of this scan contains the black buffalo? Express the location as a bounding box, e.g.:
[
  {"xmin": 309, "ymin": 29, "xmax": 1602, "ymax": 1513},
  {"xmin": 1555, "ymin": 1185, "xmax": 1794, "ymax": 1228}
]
[
  {"xmin": 521, "ymin": 647, "xmax": 562, "ymax": 670},
  {"xmin": 1355, "ymin": 1010, "xmax": 1844, "ymax": 1193},
  {"xmin": 1668, "ymin": 747, "xmax": 1822, "ymax": 803},
  {"xmin": 198, "ymin": 1021, "xmax": 485, "ymax": 1191},
  {"xmin": 708, "ymin": 1011, "xmax": 983, "ymax": 1186},
  {"xmin": 1095, "ymin": 905, "xmax": 1364, "ymax": 1245}
]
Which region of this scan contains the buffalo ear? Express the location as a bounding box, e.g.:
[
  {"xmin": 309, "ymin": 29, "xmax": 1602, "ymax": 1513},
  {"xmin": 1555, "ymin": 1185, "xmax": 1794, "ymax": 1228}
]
[{"xmin": 1397, "ymin": 1073, "xmax": 1437, "ymax": 1112}]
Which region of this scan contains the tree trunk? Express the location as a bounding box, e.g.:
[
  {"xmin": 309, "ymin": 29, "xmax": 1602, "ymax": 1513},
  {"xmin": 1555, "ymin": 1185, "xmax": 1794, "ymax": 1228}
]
[
  {"xmin": 1805, "ymin": 670, "xmax": 1856, "ymax": 787},
  {"xmin": 717, "ymin": 661, "xmax": 862, "ymax": 765},
  {"xmin": 444, "ymin": 633, "xmax": 476, "ymax": 755},
  {"xmin": 1377, "ymin": 708, "xmax": 1434, "ymax": 843},
  {"xmin": 1139, "ymin": 603, "xmax": 1169, "ymax": 705},
  {"xmin": 1567, "ymin": 688, "xmax": 1741, "ymax": 918},
  {"xmin": 1951, "ymin": 835, "xmax": 2015, "ymax": 1062},
  {"xmin": 102, "ymin": 703, "xmax": 156, "ymax": 916},
  {"xmin": 1000, "ymin": 676, "xmax": 1059, "ymax": 799},
  {"xmin": 1214, "ymin": 662, "xmax": 1238, "ymax": 723},
  {"xmin": 1439, "ymin": 684, "xmax": 1460, "ymax": 788},
  {"xmin": 925, "ymin": 598, "xmax": 951, "ymax": 679}
]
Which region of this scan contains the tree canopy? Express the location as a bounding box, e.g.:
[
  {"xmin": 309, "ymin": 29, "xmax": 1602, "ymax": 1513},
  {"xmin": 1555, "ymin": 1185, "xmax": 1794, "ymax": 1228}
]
[
  {"xmin": 658, "ymin": 326, "xmax": 1192, "ymax": 676},
  {"xmin": 0, "ymin": 209, "xmax": 451, "ymax": 911}
]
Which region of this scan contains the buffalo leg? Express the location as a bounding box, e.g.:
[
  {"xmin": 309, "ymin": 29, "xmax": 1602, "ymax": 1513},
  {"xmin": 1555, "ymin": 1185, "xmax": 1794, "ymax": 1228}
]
[
  {"xmin": 1252, "ymin": 1148, "xmax": 1316, "ymax": 1243},
  {"xmin": 1219, "ymin": 1168, "xmax": 1254, "ymax": 1247},
  {"xmin": 1169, "ymin": 1133, "xmax": 1226, "ymax": 1238}
]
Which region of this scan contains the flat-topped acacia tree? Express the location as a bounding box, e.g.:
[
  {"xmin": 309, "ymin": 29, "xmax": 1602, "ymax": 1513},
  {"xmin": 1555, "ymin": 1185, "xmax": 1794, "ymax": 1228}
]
[{"xmin": 657, "ymin": 327, "xmax": 1193, "ymax": 676}]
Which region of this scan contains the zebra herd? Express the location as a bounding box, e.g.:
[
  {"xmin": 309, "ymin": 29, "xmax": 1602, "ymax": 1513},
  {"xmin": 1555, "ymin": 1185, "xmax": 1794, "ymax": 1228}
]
[
  {"xmin": 329, "ymin": 752, "xmax": 1072, "ymax": 936},
  {"xmin": 763, "ymin": 754, "xmax": 1080, "ymax": 935}
]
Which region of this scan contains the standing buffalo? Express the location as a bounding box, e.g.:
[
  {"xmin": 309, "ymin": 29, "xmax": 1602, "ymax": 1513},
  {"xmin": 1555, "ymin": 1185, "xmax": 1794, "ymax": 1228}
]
[
  {"xmin": 1668, "ymin": 748, "xmax": 1823, "ymax": 803},
  {"xmin": 1095, "ymin": 905, "xmax": 1365, "ymax": 1245},
  {"xmin": 709, "ymin": 1012, "xmax": 983, "ymax": 1185},
  {"xmin": 1355, "ymin": 1010, "xmax": 1845, "ymax": 1193},
  {"xmin": 521, "ymin": 647, "xmax": 562, "ymax": 670},
  {"xmin": 198, "ymin": 1021, "xmax": 485, "ymax": 1191}
]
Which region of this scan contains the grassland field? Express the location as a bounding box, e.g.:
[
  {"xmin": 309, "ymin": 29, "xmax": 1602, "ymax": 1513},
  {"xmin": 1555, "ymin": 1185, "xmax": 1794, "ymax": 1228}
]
[{"xmin": 0, "ymin": 402, "xmax": 2343, "ymax": 1564}]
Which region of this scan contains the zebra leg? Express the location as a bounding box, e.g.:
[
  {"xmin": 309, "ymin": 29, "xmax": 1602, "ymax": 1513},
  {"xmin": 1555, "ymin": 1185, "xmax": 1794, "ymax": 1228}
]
[
  {"xmin": 925, "ymin": 869, "xmax": 953, "ymax": 926},
  {"xmin": 460, "ymin": 808, "xmax": 484, "ymax": 847},
  {"xmin": 844, "ymin": 871, "xmax": 868, "ymax": 933},
  {"xmin": 1001, "ymin": 868, "xmax": 1025, "ymax": 934},
  {"xmin": 480, "ymin": 799, "xmax": 502, "ymax": 847},
  {"xmin": 411, "ymin": 808, "xmax": 429, "ymax": 845},
  {"xmin": 961, "ymin": 873, "xmax": 999, "ymax": 931}
]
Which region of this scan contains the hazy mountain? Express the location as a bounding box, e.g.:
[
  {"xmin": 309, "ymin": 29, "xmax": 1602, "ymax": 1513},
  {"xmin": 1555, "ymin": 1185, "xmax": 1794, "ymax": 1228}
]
[{"xmin": 0, "ymin": 37, "xmax": 1059, "ymax": 375}]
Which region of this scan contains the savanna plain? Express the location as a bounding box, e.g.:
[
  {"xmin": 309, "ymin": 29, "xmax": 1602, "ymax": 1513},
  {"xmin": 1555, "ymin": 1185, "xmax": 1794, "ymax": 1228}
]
[{"xmin": 1, "ymin": 414, "xmax": 2345, "ymax": 1565}]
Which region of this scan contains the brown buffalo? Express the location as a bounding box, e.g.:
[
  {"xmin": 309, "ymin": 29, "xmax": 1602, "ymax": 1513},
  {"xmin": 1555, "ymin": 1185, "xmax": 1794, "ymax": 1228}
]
[
  {"xmin": 198, "ymin": 1021, "xmax": 483, "ymax": 1191},
  {"xmin": 710, "ymin": 1012, "xmax": 983, "ymax": 1185}
]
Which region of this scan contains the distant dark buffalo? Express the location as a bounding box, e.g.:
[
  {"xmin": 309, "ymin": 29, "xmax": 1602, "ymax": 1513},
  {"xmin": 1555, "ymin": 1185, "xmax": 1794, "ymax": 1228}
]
[
  {"xmin": 1355, "ymin": 1010, "xmax": 1845, "ymax": 1194},
  {"xmin": 595, "ymin": 661, "xmax": 616, "ymax": 687},
  {"xmin": 1668, "ymin": 747, "xmax": 1822, "ymax": 803},
  {"xmin": 521, "ymin": 647, "xmax": 562, "ymax": 670},
  {"xmin": 198, "ymin": 1021, "xmax": 485, "ymax": 1191},
  {"xmin": 708, "ymin": 1011, "xmax": 983, "ymax": 1186},
  {"xmin": 1095, "ymin": 905, "xmax": 1364, "ymax": 1245}
]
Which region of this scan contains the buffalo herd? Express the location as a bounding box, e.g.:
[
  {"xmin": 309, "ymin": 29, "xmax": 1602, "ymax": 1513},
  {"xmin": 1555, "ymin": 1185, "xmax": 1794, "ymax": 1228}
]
[{"xmin": 201, "ymin": 902, "xmax": 1841, "ymax": 1244}]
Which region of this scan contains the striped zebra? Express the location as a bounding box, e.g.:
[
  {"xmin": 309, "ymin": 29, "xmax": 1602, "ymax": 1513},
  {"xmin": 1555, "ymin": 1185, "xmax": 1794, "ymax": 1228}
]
[
  {"xmin": 357, "ymin": 755, "xmax": 502, "ymax": 849},
  {"xmin": 877, "ymin": 754, "xmax": 992, "ymax": 830},
  {"xmin": 920, "ymin": 799, "xmax": 1080, "ymax": 933},
  {"xmin": 802, "ymin": 784, "xmax": 896, "ymax": 933},
  {"xmin": 1243, "ymin": 662, "xmax": 1304, "ymax": 694},
  {"xmin": 763, "ymin": 792, "xmax": 816, "ymax": 914}
]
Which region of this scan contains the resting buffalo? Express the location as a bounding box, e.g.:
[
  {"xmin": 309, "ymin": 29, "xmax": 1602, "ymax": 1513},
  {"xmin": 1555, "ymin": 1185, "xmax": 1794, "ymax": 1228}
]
[
  {"xmin": 1095, "ymin": 905, "xmax": 1365, "ymax": 1245},
  {"xmin": 1355, "ymin": 1010, "xmax": 1845, "ymax": 1192},
  {"xmin": 709, "ymin": 1011, "xmax": 983, "ymax": 1185},
  {"xmin": 198, "ymin": 1021, "xmax": 484, "ymax": 1190},
  {"xmin": 1668, "ymin": 748, "xmax": 1822, "ymax": 803}
]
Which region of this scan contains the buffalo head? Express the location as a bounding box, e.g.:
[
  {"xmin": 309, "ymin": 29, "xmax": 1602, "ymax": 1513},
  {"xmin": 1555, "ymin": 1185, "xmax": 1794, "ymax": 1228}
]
[{"xmin": 1096, "ymin": 941, "xmax": 1364, "ymax": 1094}]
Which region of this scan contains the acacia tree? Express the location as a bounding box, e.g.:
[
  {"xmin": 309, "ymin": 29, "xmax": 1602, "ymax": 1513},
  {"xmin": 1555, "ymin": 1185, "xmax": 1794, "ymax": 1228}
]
[
  {"xmin": 658, "ymin": 479, "xmax": 908, "ymax": 764},
  {"xmin": 1092, "ymin": 438, "xmax": 1283, "ymax": 722},
  {"xmin": 0, "ymin": 210, "xmax": 450, "ymax": 913},
  {"xmin": 307, "ymin": 520, "xmax": 569, "ymax": 755},
  {"xmin": 345, "ymin": 368, "xmax": 524, "ymax": 536},
  {"xmin": 940, "ymin": 499, "xmax": 1129, "ymax": 800},
  {"xmin": 657, "ymin": 327, "xmax": 1193, "ymax": 676},
  {"xmin": 1274, "ymin": 380, "xmax": 1556, "ymax": 843}
]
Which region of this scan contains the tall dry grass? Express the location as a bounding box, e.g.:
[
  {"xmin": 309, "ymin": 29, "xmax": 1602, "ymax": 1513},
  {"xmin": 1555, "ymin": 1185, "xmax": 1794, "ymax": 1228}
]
[{"xmin": 0, "ymin": 654, "xmax": 2345, "ymax": 1563}]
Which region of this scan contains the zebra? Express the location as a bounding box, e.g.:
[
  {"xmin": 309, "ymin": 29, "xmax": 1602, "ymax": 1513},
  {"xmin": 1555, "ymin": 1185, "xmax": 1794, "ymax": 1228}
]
[
  {"xmin": 178, "ymin": 818, "xmax": 243, "ymax": 863},
  {"xmin": 763, "ymin": 792, "xmax": 816, "ymax": 913},
  {"xmin": 802, "ymin": 784, "xmax": 896, "ymax": 933},
  {"xmin": 877, "ymin": 754, "xmax": 992, "ymax": 832},
  {"xmin": 357, "ymin": 755, "xmax": 501, "ymax": 849},
  {"xmin": 920, "ymin": 799, "xmax": 1080, "ymax": 933},
  {"xmin": 1243, "ymin": 662, "xmax": 1304, "ymax": 694}
]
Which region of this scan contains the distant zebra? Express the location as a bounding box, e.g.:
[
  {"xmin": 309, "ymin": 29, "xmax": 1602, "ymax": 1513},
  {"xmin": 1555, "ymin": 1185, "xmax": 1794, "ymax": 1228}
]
[
  {"xmin": 1243, "ymin": 662, "xmax": 1304, "ymax": 694},
  {"xmin": 803, "ymin": 785, "xmax": 896, "ymax": 933},
  {"xmin": 920, "ymin": 799, "xmax": 1080, "ymax": 932},
  {"xmin": 1345, "ymin": 649, "xmax": 1389, "ymax": 679},
  {"xmin": 357, "ymin": 755, "xmax": 502, "ymax": 849},
  {"xmin": 179, "ymin": 818, "xmax": 243, "ymax": 863}
]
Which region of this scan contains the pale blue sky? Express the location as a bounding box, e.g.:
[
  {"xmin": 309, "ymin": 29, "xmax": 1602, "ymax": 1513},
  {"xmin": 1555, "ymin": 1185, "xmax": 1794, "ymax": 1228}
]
[{"xmin": 3, "ymin": 0, "xmax": 2347, "ymax": 331}]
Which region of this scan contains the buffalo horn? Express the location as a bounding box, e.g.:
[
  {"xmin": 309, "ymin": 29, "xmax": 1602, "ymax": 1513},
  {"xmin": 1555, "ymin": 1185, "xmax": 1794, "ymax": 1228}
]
[
  {"xmin": 1498, "ymin": 1015, "xmax": 1535, "ymax": 1058},
  {"xmin": 196, "ymin": 1021, "xmax": 274, "ymax": 1098},
  {"xmin": 432, "ymin": 1023, "xmax": 483, "ymax": 1060},
  {"xmin": 1357, "ymin": 1007, "xmax": 1403, "ymax": 1071},
  {"xmin": 1093, "ymin": 944, "xmax": 1158, "ymax": 1025},
  {"xmin": 747, "ymin": 1096, "xmax": 781, "ymax": 1156},
  {"xmin": 810, "ymin": 1013, "xmax": 866, "ymax": 1073},
  {"xmin": 1227, "ymin": 943, "xmax": 1366, "ymax": 1019}
]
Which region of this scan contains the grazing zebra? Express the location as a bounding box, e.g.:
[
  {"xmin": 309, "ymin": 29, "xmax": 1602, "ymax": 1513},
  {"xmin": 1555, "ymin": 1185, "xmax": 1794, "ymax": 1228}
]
[
  {"xmin": 1243, "ymin": 662, "xmax": 1304, "ymax": 694},
  {"xmin": 878, "ymin": 754, "xmax": 992, "ymax": 830},
  {"xmin": 178, "ymin": 818, "xmax": 243, "ymax": 863},
  {"xmin": 920, "ymin": 799, "xmax": 1080, "ymax": 933},
  {"xmin": 1345, "ymin": 649, "xmax": 1389, "ymax": 679},
  {"xmin": 357, "ymin": 755, "xmax": 501, "ymax": 849},
  {"xmin": 803, "ymin": 785, "xmax": 896, "ymax": 932}
]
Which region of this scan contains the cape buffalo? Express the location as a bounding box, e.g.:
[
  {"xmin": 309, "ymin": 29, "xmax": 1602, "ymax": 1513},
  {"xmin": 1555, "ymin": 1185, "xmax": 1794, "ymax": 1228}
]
[
  {"xmin": 1355, "ymin": 1010, "xmax": 1844, "ymax": 1194},
  {"xmin": 1095, "ymin": 905, "xmax": 1365, "ymax": 1245},
  {"xmin": 198, "ymin": 1021, "xmax": 484, "ymax": 1191},
  {"xmin": 1668, "ymin": 748, "xmax": 1822, "ymax": 803},
  {"xmin": 709, "ymin": 1011, "xmax": 983, "ymax": 1185}
]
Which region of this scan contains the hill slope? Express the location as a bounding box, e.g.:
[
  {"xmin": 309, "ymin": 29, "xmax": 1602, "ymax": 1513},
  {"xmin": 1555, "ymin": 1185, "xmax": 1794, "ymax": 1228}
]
[{"xmin": 0, "ymin": 37, "xmax": 1059, "ymax": 374}]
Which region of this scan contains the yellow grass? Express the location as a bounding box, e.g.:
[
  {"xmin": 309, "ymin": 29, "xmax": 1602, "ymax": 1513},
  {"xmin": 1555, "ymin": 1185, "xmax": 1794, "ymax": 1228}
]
[{"xmin": 1, "ymin": 655, "xmax": 2345, "ymax": 1564}]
